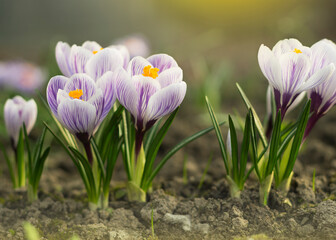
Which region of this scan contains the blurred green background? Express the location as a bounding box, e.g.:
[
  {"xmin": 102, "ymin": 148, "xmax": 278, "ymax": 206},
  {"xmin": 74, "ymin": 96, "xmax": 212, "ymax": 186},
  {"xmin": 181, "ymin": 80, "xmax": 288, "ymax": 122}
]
[{"xmin": 0, "ymin": 0, "xmax": 336, "ymax": 137}]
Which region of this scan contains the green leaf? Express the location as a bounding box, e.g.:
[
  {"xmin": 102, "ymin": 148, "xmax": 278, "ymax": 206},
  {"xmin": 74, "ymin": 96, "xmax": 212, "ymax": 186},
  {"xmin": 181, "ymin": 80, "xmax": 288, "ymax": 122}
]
[
  {"xmin": 32, "ymin": 147, "xmax": 50, "ymax": 189},
  {"xmin": 205, "ymin": 96, "xmax": 229, "ymax": 173},
  {"xmin": 69, "ymin": 146, "xmax": 96, "ymax": 196},
  {"xmin": 267, "ymin": 110, "xmax": 282, "ymax": 177},
  {"xmin": 239, "ymin": 113, "xmax": 251, "ymax": 185},
  {"xmin": 90, "ymin": 138, "xmax": 106, "ymax": 181},
  {"xmin": 17, "ymin": 129, "xmax": 25, "ymax": 187},
  {"xmin": 144, "ymin": 119, "xmax": 162, "ymax": 154},
  {"xmin": 228, "ymin": 116, "xmax": 239, "ymax": 182},
  {"xmin": 143, "ymin": 122, "xmax": 224, "ymax": 191},
  {"xmin": 141, "ymin": 108, "xmax": 179, "ymax": 187},
  {"xmin": 249, "ymin": 110, "xmax": 262, "ymax": 180},
  {"xmin": 0, "ymin": 142, "xmax": 16, "ymax": 187},
  {"xmin": 282, "ymin": 100, "xmax": 311, "ymax": 179},
  {"xmin": 22, "ymin": 123, "xmax": 32, "ymax": 179},
  {"xmin": 236, "ymin": 83, "xmax": 267, "ymax": 147}
]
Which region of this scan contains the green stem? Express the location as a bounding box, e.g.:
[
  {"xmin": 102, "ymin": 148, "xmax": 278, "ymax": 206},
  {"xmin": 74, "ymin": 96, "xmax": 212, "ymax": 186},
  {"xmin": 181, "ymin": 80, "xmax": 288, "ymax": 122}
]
[
  {"xmin": 27, "ymin": 184, "xmax": 38, "ymax": 202},
  {"xmin": 276, "ymin": 171, "xmax": 293, "ymax": 198},
  {"xmin": 259, "ymin": 173, "xmax": 273, "ymax": 206},
  {"xmin": 227, "ymin": 176, "xmax": 241, "ymax": 199}
]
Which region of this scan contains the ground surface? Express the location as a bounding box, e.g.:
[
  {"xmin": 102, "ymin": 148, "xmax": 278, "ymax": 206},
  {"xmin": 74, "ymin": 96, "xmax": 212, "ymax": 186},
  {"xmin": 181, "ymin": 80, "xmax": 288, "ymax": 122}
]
[{"xmin": 1, "ymin": 104, "xmax": 336, "ymax": 240}]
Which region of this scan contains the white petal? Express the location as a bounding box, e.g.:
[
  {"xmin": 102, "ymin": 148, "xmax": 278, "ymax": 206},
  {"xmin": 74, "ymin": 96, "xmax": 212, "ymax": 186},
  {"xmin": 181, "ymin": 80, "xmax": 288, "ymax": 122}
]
[
  {"xmin": 69, "ymin": 46, "xmax": 93, "ymax": 74},
  {"xmin": 96, "ymin": 72, "xmax": 116, "ymax": 119},
  {"xmin": 258, "ymin": 45, "xmax": 282, "ymax": 91},
  {"xmin": 156, "ymin": 67, "xmax": 183, "ymax": 88},
  {"xmin": 147, "ymin": 54, "xmax": 178, "ymax": 73},
  {"xmin": 297, "ymin": 63, "xmax": 335, "ymax": 93},
  {"xmin": 55, "ymin": 42, "xmax": 72, "ymax": 77},
  {"xmin": 127, "ymin": 56, "xmax": 152, "ymax": 76},
  {"xmin": 82, "ymin": 41, "xmax": 102, "ymax": 51},
  {"xmin": 85, "ymin": 48, "xmax": 124, "ymax": 80},
  {"xmin": 58, "ymin": 98, "xmax": 97, "ymax": 135},
  {"xmin": 144, "ymin": 81, "xmax": 186, "ymax": 124},
  {"xmin": 21, "ymin": 99, "xmax": 37, "ymax": 134}
]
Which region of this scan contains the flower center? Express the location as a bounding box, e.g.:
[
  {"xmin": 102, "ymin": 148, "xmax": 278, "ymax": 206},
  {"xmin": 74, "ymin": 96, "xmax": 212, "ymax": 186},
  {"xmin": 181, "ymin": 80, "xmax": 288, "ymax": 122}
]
[
  {"xmin": 142, "ymin": 65, "xmax": 159, "ymax": 79},
  {"xmin": 69, "ymin": 89, "xmax": 83, "ymax": 100},
  {"xmin": 93, "ymin": 48, "xmax": 104, "ymax": 54},
  {"xmin": 293, "ymin": 48, "xmax": 302, "ymax": 54}
]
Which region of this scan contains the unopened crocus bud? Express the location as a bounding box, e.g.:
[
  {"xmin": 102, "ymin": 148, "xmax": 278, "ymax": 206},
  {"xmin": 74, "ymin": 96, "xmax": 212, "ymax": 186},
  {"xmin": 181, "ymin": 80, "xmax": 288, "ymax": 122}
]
[{"xmin": 4, "ymin": 96, "xmax": 37, "ymax": 147}]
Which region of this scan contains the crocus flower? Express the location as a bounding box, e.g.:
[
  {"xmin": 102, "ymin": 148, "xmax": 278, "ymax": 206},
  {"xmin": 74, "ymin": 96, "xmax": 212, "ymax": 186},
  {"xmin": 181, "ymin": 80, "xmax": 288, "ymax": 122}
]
[
  {"xmin": 0, "ymin": 61, "xmax": 47, "ymax": 93},
  {"xmin": 4, "ymin": 96, "xmax": 37, "ymax": 147},
  {"xmin": 258, "ymin": 38, "xmax": 334, "ymax": 119},
  {"xmin": 46, "ymin": 73, "xmax": 115, "ymax": 142},
  {"xmin": 55, "ymin": 41, "xmax": 129, "ymax": 78},
  {"xmin": 303, "ymin": 39, "xmax": 336, "ymax": 140},
  {"xmin": 114, "ymin": 34, "xmax": 150, "ymax": 58},
  {"xmin": 115, "ymin": 54, "xmax": 187, "ymax": 154}
]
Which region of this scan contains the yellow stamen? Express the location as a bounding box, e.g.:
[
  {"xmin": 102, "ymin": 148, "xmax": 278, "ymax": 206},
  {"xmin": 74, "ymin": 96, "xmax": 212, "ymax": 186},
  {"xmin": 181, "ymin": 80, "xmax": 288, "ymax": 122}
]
[
  {"xmin": 293, "ymin": 48, "xmax": 302, "ymax": 54},
  {"xmin": 93, "ymin": 48, "xmax": 104, "ymax": 54},
  {"xmin": 142, "ymin": 65, "xmax": 159, "ymax": 79},
  {"xmin": 69, "ymin": 89, "xmax": 83, "ymax": 99}
]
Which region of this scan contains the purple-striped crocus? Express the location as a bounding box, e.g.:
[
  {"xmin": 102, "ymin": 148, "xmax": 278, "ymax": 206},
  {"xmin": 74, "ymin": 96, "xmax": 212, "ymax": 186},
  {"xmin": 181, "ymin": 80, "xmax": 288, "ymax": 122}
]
[
  {"xmin": 4, "ymin": 96, "xmax": 37, "ymax": 147},
  {"xmin": 258, "ymin": 38, "xmax": 335, "ymax": 119},
  {"xmin": 55, "ymin": 41, "xmax": 130, "ymax": 78},
  {"xmin": 303, "ymin": 39, "xmax": 336, "ymax": 140},
  {"xmin": 0, "ymin": 61, "xmax": 47, "ymax": 93},
  {"xmin": 115, "ymin": 54, "xmax": 187, "ymax": 155},
  {"xmin": 46, "ymin": 73, "xmax": 116, "ymax": 162}
]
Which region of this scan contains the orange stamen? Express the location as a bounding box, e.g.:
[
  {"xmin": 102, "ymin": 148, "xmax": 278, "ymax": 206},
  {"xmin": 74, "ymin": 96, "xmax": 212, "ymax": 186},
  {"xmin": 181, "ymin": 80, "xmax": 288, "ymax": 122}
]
[
  {"xmin": 93, "ymin": 48, "xmax": 104, "ymax": 54},
  {"xmin": 69, "ymin": 89, "xmax": 83, "ymax": 99},
  {"xmin": 142, "ymin": 65, "xmax": 159, "ymax": 79},
  {"xmin": 293, "ymin": 48, "xmax": 302, "ymax": 54}
]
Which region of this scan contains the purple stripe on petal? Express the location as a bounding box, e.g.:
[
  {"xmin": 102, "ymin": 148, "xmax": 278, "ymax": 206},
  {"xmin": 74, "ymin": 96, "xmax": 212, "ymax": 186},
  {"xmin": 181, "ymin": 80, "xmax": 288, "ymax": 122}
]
[
  {"xmin": 58, "ymin": 98, "xmax": 97, "ymax": 135},
  {"xmin": 96, "ymin": 72, "xmax": 116, "ymax": 119},
  {"xmin": 85, "ymin": 48, "xmax": 124, "ymax": 80},
  {"xmin": 55, "ymin": 42, "xmax": 72, "ymax": 77},
  {"xmin": 47, "ymin": 75, "xmax": 68, "ymax": 116},
  {"xmin": 69, "ymin": 46, "xmax": 93, "ymax": 74},
  {"xmin": 64, "ymin": 74, "xmax": 97, "ymax": 101},
  {"xmin": 133, "ymin": 76, "xmax": 160, "ymax": 129},
  {"xmin": 144, "ymin": 81, "xmax": 186, "ymax": 126},
  {"xmin": 157, "ymin": 67, "xmax": 183, "ymax": 88},
  {"xmin": 147, "ymin": 54, "xmax": 178, "ymax": 73},
  {"xmin": 87, "ymin": 89, "xmax": 105, "ymax": 127},
  {"xmin": 127, "ymin": 56, "xmax": 151, "ymax": 76},
  {"xmin": 115, "ymin": 68, "xmax": 138, "ymax": 118}
]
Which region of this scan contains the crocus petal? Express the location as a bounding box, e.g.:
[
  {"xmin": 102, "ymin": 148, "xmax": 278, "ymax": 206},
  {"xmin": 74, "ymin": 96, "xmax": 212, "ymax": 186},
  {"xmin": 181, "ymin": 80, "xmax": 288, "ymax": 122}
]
[
  {"xmin": 85, "ymin": 48, "xmax": 124, "ymax": 80},
  {"xmin": 109, "ymin": 45, "xmax": 130, "ymax": 69},
  {"xmin": 144, "ymin": 81, "xmax": 186, "ymax": 124},
  {"xmin": 272, "ymin": 39, "xmax": 303, "ymax": 57},
  {"xmin": 147, "ymin": 54, "xmax": 178, "ymax": 73},
  {"xmin": 287, "ymin": 91, "xmax": 307, "ymax": 113},
  {"xmin": 22, "ymin": 100, "xmax": 38, "ymax": 134},
  {"xmin": 55, "ymin": 42, "xmax": 72, "ymax": 77},
  {"xmin": 297, "ymin": 63, "xmax": 335, "ymax": 93},
  {"xmin": 4, "ymin": 100, "xmax": 22, "ymax": 145},
  {"xmin": 68, "ymin": 46, "xmax": 93, "ymax": 74},
  {"xmin": 82, "ymin": 41, "xmax": 102, "ymax": 52},
  {"xmin": 156, "ymin": 67, "xmax": 183, "ymax": 88},
  {"xmin": 87, "ymin": 89, "xmax": 104, "ymax": 126},
  {"xmin": 57, "ymin": 98, "xmax": 97, "ymax": 135},
  {"xmin": 64, "ymin": 74, "xmax": 97, "ymax": 101},
  {"xmin": 127, "ymin": 56, "xmax": 152, "ymax": 76},
  {"xmin": 279, "ymin": 52, "xmax": 310, "ymax": 94},
  {"xmin": 47, "ymin": 75, "xmax": 68, "ymax": 116},
  {"xmin": 96, "ymin": 71, "xmax": 116, "ymax": 119},
  {"xmin": 115, "ymin": 68, "xmax": 138, "ymax": 117},
  {"xmin": 258, "ymin": 45, "xmax": 282, "ymax": 91},
  {"xmin": 133, "ymin": 76, "xmax": 161, "ymax": 125}
]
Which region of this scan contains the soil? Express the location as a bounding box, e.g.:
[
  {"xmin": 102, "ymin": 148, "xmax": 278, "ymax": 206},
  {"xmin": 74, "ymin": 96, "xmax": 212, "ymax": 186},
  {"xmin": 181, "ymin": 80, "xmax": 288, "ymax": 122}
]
[{"xmin": 1, "ymin": 103, "xmax": 336, "ymax": 240}]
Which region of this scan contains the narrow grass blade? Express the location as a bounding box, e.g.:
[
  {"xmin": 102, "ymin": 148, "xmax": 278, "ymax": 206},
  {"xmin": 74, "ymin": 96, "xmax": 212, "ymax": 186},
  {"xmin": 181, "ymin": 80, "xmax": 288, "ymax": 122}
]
[
  {"xmin": 228, "ymin": 116, "xmax": 239, "ymax": 182},
  {"xmin": 267, "ymin": 110, "xmax": 282, "ymax": 177},
  {"xmin": 283, "ymin": 100, "xmax": 311, "ymax": 179},
  {"xmin": 143, "ymin": 123, "xmax": 224, "ymax": 191},
  {"xmin": 0, "ymin": 142, "xmax": 16, "ymax": 187},
  {"xmin": 205, "ymin": 96, "xmax": 229, "ymax": 173},
  {"xmin": 22, "ymin": 123, "xmax": 32, "ymax": 179},
  {"xmin": 236, "ymin": 83, "xmax": 267, "ymax": 147},
  {"xmin": 17, "ymin": 129, "xmax": 25, "ymax": 187},
  {"xmin": 239, "ymin": 113, "xmax": 251, "ymax": 185},
  {"xmin": 90, "ymin": 138, "xmax": 106, "ymax": 181}
]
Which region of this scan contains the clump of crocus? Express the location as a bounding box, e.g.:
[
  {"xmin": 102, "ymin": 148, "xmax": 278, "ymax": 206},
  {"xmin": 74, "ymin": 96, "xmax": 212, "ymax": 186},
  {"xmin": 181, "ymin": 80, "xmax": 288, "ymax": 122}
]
[
  {"xmin": 45, "ymin": 41, "xmax": 128, "ymax": 209},
  {"xmin": 304, "ymin": 39, "xmax": 336, "ymax": 140},
  {"xmin": 1, "ymin": 96, "xmax": 49, "ymax": 201},
  {"xmin": 246, "ymin": 38, "xmax": 336, "ymax": 203},
  {"xmin": 115, "ymin": 54, "xmax": 187, "ymax": 201},
  {"xmin": 0, "ymin": 61, "xmax": 47, "ymax": 93}
]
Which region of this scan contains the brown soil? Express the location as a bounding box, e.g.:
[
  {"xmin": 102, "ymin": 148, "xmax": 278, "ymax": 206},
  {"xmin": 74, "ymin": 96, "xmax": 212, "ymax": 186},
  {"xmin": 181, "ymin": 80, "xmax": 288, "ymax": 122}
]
[{"xmin": 1, "ymin": 104, "xmax": 336, "ymax": 240}]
